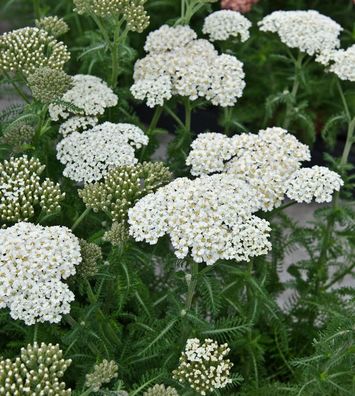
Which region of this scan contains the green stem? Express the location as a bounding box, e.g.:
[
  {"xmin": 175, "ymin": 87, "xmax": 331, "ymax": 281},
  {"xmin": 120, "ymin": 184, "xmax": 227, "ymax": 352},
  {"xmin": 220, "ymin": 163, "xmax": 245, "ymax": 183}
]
[
  {"xmin": 163, "ymin": 105, "xmax": 185, "ymax": 129},
  {"xmin": 224, "ymin": 107, "xmax": 232, "ymax": 135},
  {"xmin": 340, "ymin": 117, "xmax": 355, "ymax": 168},
  {"xmin": 336, "ymin": 79, "xmax": 351, "ymax": 122},
  {"xmin": 33, "ymin": 323, "xmax": 38, "ymax": 343},
  {"xmin": 71, "ymin": 207, "xmax": 91, "ymax": 231},
  {"xmin": 326, "ymin": 262, "xmax": 355, "ymax": 289},
  {"xmin": 184, "ymin": 99, "xmax": 192, "ymax": 133},
  {"xmin": 139, "ymin": 106, "xmax": 163, "ymax": 161},
  {"xmin": 78, "ymin": 388, "xmax": 93, "ymax": 396},
  {"xmin": 32, "ymin": 0, "xmax": 41, "ymax": 18},
  {"xmin": 283, "ymin": 52, "xmax": 304, "ymax": 129},
  {"xmin": 185, "ymin": 260, "xmax": 199, "ymax": 311},
  {"xmin": 110, "ymin": 27, "xmax": 120, "ymax": 88},
  {"xmin": 4, "ymin": 72, "xmax": 30, "ymax": 103}
]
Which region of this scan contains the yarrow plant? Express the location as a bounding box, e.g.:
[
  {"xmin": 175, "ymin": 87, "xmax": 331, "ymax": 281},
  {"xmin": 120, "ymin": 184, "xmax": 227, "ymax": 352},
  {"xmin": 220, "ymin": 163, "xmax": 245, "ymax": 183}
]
[
  {"xmin": 128, "ymin": 174, "xmax": 271, "ymax": 264},
  {"xmin": 0, "ymin": 27, "xmax": 70, "ymax": 77},
  {"xmin": 56, "ymin": 122, "xmax": 148, "ymax": 183},
  {"xmin": 0, "ymin": 342, "xmax": 72, "ymax": 395},
  {"xmin": 131, "ymin": 24, "xmax": 246, "ymax": 107},
  {"xmin": 0, "ymin": 222, "xmax": 81, "ymax": 325},
  {"xmin": 172, "ymin": 338, "xmax": 233, "ymax": 395},
  {"xmin": 0, "ymin": 1, "xmax": 354, "ymax": 396},
  {"xmin": 49, "ymin": 74, "xmax": 118, "ymax": 121},
  {"xmin": 202, "ymin": 10, "xmax": 251, "ymax": 42},
  {"xmin": 0, "ymin": 155, "xmax": 65, "ymax": 223}
]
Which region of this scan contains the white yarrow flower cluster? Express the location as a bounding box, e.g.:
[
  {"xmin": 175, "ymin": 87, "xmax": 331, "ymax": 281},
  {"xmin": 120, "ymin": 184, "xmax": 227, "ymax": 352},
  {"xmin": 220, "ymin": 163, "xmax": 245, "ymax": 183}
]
[
  {"xmin": 144, "ymin": 24, "xmax": 197, "ymax": 53},
  {"xmin": 56, "ymin": 122, "xmax": 148, "ymax": 183},
  {"xmin": 59, "ymin": 115, "xmax": 98, "ymax": 136},
  {"xmin": 173, "ymin": 338, "xmax": 233, "ymax": 395},
  {"xmin": 203, "ymin": 10, "xmax": 251, "ymax": 42},
  {"xmin": 316, "ymin": 44, "xmax": 355, "ymax": 82},
  {"xmin": 49, "ymin": 74, "xmax": 118, "ymax": 121},
  {"xmin": 131, "ymin": 25, "xmax": 245, "ymax": 107},
  {"xmin": 285, "ymin": 166, "xmax": 343, "ymax": 203},
  {"xmin": 0, "ymin": 222, "xmax": 81, "ymax": 325},
  {"xmin": 258, "ymin": 10, "xmax": 342, "ymax": 56},
  {"xmin": 128, "ymin": 174, "xmax": 271, "ymax": 265},
  {"xmin": 187, "ymin": 127, "xmax": 311, "ymax": 210}
]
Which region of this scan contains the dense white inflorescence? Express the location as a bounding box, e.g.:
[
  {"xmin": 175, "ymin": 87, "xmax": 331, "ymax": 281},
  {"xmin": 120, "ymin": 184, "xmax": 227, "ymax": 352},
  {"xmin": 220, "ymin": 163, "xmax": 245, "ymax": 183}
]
[
  {"xmin": 131, "ymin": 75, "xmax": 173, "ymax": 107},
  {"xmin": 316, "ymin": 44, "xmax": 355, "ymax": 82},
  {"xmin": 0, "ymin": 222, "xmax": 81, "ymax": 325},
  {"xmin": 203, "ymin": 10, "xmax": 251, "ymax": 42},
  {"xmin": 128, "ymin": 174, "xmax": 271, "ymax": 265},
  {"xmin": 285, "ymin": 166, "xmax": 343, "ymax": 203},
  {"xmin": 49, "ymin": 74, "xmax": 118, "ymax": 121},
  {"xmin": 131, "ymin": 25, "xmax": 245, "ymax": 107},
  {"xmin": 258, "ymin": 10, "xmax": 342, "ymax": 56},
  {"xmin": 56, "ymin": 122, "xmax": 148, "ymax": 183},
  {"xmin": 186, "ymin": 127, "xmax": 311, "ymax": 210},
  {"xmin": 173, "ymin": 338, "xmax": 233, "ymax": 395},
  {"xmin": 59, "ymin": 115, "xmax": 98, "ymax": 136},
  {"xmin": 0, "ymin": 27, "xmax": 70, "ymax": 76}
]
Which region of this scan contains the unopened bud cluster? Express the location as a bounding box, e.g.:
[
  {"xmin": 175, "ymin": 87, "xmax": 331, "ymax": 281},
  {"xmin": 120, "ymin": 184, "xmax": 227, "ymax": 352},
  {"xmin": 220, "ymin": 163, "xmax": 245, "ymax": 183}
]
[
  {"xmin": 74, "ymin": 0, "xmax": 149, "ymax": 32},
  {"xmin": 35, "ymin": 16, "xmax": 69, "ymax": 37},
  {"xmin": 0, "ymin": 27, "xmax": 70, "ymax": 77},
  {"xmin": 85, "ymin": 359, "xmax": 118, "ymax": 392},
  {"xmin": 78, "ymin": 239, "xmax": 103, "ymax": 277},
  {"xmin": 144, "ymin": 384, "xmax": 179, "ymax": 396},
  {"xmin": 0, "ymin": 342, "xmax": 72, "ymax": 395},
  {"xmin": 28, "ymin": 67, "xmax": 73, "ymax": 104},
  {"xmin": 103, "ymin": 221, "xmax": 129, "ymax": 246},
  {"xmin": 0, "ymin": 155, "xmax": 65, "ymax": 223},
  {"xmin": 0, "ymin": 123, "xmax": 35, "ymax": 152},
  {"xmin": 173, "ymin": 338, "xmax": 233, "ymax": 395},
  {"xmin": 79, "ymin": 162, "xmax": 172, "ymax": 223}
]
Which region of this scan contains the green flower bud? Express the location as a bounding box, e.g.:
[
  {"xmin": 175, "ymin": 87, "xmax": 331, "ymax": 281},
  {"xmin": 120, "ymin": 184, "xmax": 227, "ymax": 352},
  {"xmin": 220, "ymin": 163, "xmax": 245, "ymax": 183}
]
[
  {"xmin": 0, "ymin": 155, "xmax": 65, "ymax": 223},
  {"xmin": 0, "ymin": 342, "xmax": 71, "ymax": 395},
  {"xmin": 144, "ymin": 384, "xmax": 179, "ymax": 396},
  {"xmin": 28, "ymin": 67, "xmax": 73, "ymax": 104},
  {"xmin": 79, "ymin": 162, "xmax": 172, "ymax": 224},
  {"xmin": 1, "ymin": 123, "xmax": 35, "ymax": 152},
  {"xmin": 0, "ymin": 27, "xmax": 70, "ymax": 77},
  {"xmin": 78, "ymin": 239, "xmax": 103, "ymax": 277},
  {"xmin": 35, "ymin": 16, "xmax": 69, "ymax": 37},
  {"xmin": 85, "ymin": 359, "xmax": 118, "ymax": 392}
]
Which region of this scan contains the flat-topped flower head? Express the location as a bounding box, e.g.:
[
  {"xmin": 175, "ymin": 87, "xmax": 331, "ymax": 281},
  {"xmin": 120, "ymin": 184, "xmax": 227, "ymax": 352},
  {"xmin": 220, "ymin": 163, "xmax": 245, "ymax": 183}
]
[
  {"xmin": 0, "ymin": 342, "xmax": 72, "ymax": 395},
  {"xmin": 203, "ymin": 10, "xmax": 251, "ymax": 42},
  {"xmin": 0, "ymin": 27, "xmax": 70, "ymax": 77},
  {"xmin": 128, "ymin": 174, "xmax": 271, "ymax": 265},
  {"xmin": 187, "ymin": 127, "xmax": 311, "ymax": 210},
  {"xmin": 258, "ymin": 10, "xmax": 342, "ymax": 56},
  {"xmin": 316, "ymin": 45, "xmax": 355, "ymax": 82},
  {"xmin": 49, "ymin": 74, "xmax": 118, "ymax": 121},
  {"xmin": 131, "ymin": 25, "xmax": 245, "ymax": 107},
  {"xmin": 56, "ymin": 122, "xmax": 148, "ymax": 183},
  {"xmin": 144, "ymin": 25, "xmax": 197, "ymax": 53},
  {"xmin": 285, "ymin": 166, "xmax": 343, "ymax": 203},
  {"xmin": 173, "ymin": 338, "xmax": 233, "ymax": 395},
  {"xmin": 59, "ymin": 115, "xmax": 98, "ymax": 136},
  {"xmin": 0, "ymin": 155, "xmax": 65, "ymax": 223},
  {"xmin": 35, "ymin": 16, "xmax": 69, "ymax": 37},
  {"xmin": 0, "ymin": 222, "xmax": 81, "ymax": 325}
]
